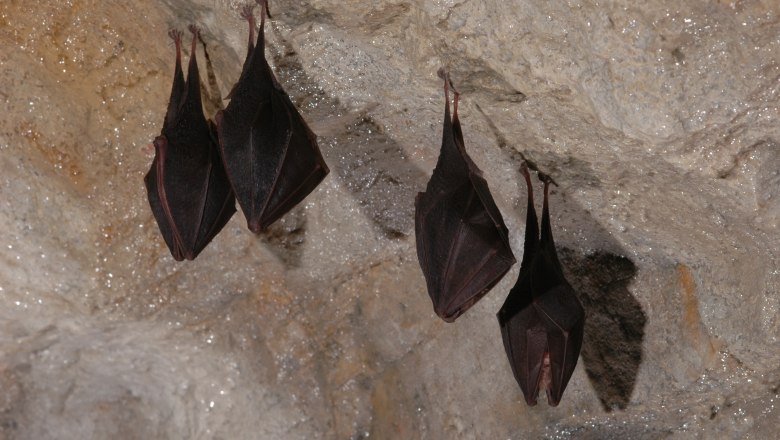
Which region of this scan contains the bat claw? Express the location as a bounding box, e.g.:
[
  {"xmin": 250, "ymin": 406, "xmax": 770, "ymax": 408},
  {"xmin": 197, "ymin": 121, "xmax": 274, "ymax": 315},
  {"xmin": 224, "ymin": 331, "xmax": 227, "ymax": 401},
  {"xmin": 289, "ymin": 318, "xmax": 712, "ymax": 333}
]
[
  {"xmin": 187, "ymin": 25, "xmax": 202, "ymax": 56},
  {"xmin": 168, "ymin": 29, "xmax": 183, "ymax": 43},
  {"xmin": 437, "ymin": 67, "xmax": 448, "ymax": 81},
  {"xmin": 538, "ymin": 172, "xmax": 558, "ymax": 187},
  {"xmin": 240, "ymin": 4, "xmax": 256, "ymax": 22},
  {"xmin": 255, "ymin": 0, "xmax": 272, "ymax": 19},
  {"xmin": 238, "ymin": 4, "xmax": 258, "ymax": 50},
  {"xmin": 168, "ymin": 29, "xmax": 183, "ymax": 62},
  {"xmin": 520, "ymin": 163, "xmax": 559, "ymax": 188},
  {"xmin": 519, "ymin": 161, "xmax": 535, "ymax": 192},
  {"xmin": 520, "ymin": 161, "xmax": 530, "ymax": 176},
  {"xmin": 437, "ymin": 67, "xmax": 460, "ymax": 95}
]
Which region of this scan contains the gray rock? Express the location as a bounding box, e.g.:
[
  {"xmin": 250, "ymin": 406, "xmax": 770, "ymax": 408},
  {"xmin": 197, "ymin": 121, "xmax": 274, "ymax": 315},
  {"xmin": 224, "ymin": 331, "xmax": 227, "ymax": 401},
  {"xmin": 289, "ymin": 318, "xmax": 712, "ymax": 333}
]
[{"xmin": 0, "ymin": 0, "xmax": 778, "ymax": 438}]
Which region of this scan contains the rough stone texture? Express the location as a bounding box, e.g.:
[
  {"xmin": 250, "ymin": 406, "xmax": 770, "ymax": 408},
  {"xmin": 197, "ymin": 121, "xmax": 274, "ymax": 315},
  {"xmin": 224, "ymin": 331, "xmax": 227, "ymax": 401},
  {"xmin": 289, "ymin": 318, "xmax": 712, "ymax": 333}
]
[{"xmin": 1, "ymin": 0, "xmax": 779, "ymax": 439}]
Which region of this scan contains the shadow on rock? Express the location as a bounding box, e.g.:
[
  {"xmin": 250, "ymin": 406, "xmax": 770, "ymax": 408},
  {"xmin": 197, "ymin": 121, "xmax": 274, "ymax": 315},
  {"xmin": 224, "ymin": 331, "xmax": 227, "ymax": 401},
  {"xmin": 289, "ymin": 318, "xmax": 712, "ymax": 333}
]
[
  {"xmin": 559, "ymin": 249, "xmax": 644, "ymax": 411},
  {"xmin": 266, "ymin": 20, "xmax": 645, "ymax": 410},
  {"xmin": 269, "ymin": 25, "xmax": 428, "ymax": 242}
]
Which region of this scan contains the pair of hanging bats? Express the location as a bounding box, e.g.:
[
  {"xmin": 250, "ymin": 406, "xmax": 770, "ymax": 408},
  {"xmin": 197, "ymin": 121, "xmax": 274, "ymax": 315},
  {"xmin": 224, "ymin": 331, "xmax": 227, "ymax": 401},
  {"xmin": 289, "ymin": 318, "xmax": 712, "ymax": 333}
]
[
  {"xmin": 145, "ymin": 0, "xmax": 328, "ymax": 261},
  {"xmin": 415, "ymin": 71, "xmax": 585, "ymax": 406},
  {"xmin": 144, "ymin": 0, "xmax": 582, "ymax": 407}
]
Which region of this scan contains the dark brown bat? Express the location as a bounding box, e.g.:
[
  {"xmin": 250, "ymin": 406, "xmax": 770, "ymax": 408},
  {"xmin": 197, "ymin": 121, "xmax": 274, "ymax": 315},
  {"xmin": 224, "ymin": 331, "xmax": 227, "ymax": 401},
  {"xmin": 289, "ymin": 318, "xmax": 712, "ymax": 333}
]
[
  {"xmin": 145, "ymin": 27, "xmax": 237, "ymax": 261},
  {"xmin": 215, "ymin": 0, "xmax": 329, "ymax": 233},
  {"xmin": 415, "ymin": 70, "xmax": 516, "ymax": 322},
  {"xmin": 497, "ymin": 163, "xmax": 585, "ymax": 406}
]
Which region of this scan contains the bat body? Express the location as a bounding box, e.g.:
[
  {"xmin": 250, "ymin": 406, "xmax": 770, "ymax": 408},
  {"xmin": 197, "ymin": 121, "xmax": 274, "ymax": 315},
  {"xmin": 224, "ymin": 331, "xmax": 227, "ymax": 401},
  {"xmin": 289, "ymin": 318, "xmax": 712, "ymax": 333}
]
[
  {"xmin": 497, "ymin": 164, "xmax": 585, "ymax": 406},
  {"xmin": 145, "ymin": 27, "xmax": 236, "ymax": 261},
  {"xmin": 415, "ymin": 70, "xmax": 516, "ymax": 322},
  {"xmin": 216, "ymin": 1, "xmax": 329, "ymax": 233}
]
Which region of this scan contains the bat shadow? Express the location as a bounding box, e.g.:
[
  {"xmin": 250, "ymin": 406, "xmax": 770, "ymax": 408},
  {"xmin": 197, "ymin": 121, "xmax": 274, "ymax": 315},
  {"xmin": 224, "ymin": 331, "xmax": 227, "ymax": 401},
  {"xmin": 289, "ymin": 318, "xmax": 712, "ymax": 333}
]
[
  {"xmin": 560, "ymin": 248, "xmax": 643, "ymax": 411},
  {"xmin": 196, "ymin": 26, "xmax": 428, "ymax": 266},
  {"xmin": 267, "ymin": 27, "xmax": 429, "ymax": 243}
]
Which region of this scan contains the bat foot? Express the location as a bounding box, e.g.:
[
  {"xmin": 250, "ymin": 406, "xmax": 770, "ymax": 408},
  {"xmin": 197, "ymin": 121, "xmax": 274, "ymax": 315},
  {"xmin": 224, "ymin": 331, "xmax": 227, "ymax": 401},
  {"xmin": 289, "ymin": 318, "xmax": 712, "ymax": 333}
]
[
  {"xmin": 240, "ymin": 4, "xmax": 256, "ymax": 22},
  {"xmin": 255, "ymin": 0, "xmax": 272, "ymax": 19},
  {"xmin": 188, "ymin": 24, "xmax": 201, "ymax": 37},
  {"xmin": 538, "ymin": 172, "xmax": 558, "ymax": 187},
  {"xmin": 437, "ymin": 67, "xmax": 459, "ymax": 94},
  {"xmin": 520, "ymin": 161, "xmax": 534, "ymax": 193},
  {"xmin": 437, "ymin": 67, "xmax": 448, "ymax": 81},
  {"xmin": 168, "ymin": 29, "xmax": 183, "ymax": 43}
]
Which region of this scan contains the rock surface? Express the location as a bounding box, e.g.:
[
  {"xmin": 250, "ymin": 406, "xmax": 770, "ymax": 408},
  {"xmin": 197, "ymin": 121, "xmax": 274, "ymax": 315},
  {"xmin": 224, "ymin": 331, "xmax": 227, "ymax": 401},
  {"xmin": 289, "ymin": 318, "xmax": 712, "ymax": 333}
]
[{"xmin": 1, "ymin": 0, "xmax": 779, "ymax": 438}]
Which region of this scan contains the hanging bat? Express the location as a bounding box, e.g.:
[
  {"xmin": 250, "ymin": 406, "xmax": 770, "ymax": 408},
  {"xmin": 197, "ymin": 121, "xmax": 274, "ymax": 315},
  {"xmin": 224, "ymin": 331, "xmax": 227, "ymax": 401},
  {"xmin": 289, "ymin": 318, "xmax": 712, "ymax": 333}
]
[
  {"xmin": 215, "ymin": 0, "xmax": 329, "ymax": 233},
  {"xmin": 497, "ymin": 163, "xmax": 585, "ymax": 406},
  {"xmin": 414, "ymin": 69, "xmax": 516, "ymax": 322},
  {"xmin": 144, "ymin": 26, "xmax": 237, "ymax": 261}
]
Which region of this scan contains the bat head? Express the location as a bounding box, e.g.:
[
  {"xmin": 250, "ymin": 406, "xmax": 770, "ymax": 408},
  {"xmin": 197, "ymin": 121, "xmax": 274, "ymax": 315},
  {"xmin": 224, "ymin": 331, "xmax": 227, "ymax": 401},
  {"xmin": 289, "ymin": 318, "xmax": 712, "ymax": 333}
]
[{"xmin": 525, "ymin": 347, "xmax": 567, "ymax": 407}]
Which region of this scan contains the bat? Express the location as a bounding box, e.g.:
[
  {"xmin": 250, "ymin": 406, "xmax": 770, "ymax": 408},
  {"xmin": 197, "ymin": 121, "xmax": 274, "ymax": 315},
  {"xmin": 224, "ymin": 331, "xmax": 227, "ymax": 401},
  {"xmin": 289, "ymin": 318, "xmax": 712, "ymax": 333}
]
[
  {"xmin": 414, "ymin": 69, "xmax": 516, "ymax": 322},
  {"xmin": 215, "ymin": 0, "xmax": 329, "ymax": 233},
  {"xmin": 144, "ymin": 26, "xmax": 237, "ymax": 261},
  {"xmin": 497, "ymin": 163, "xmax": 585, "ymax": 406}
]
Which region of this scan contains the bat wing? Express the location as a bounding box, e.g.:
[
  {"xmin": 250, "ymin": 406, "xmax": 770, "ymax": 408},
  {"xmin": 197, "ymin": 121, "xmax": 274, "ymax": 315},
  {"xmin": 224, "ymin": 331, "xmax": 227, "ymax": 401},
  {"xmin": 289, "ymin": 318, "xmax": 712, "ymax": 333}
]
[
  {"xmin": 533, "ymin": 282, "xmax": 585, "ymax": 406},
  {"xmin": 145, "ymin": 29, "xmax": 236, "ymax": 261},
  {"xmin": 497, "ymin": 282, "xmax": 547, "ymax": 406},
  {"xmin": 498, "ymin": 282, "xmax": 584, "ymax": 406},
  {"xmin": 253, "ymin": 89, "xmax": 329, "ymax": 230},
  {"xmin": 415, "ymin": 180, "xmax": 516, "ymax": 322},
  {"xmin": 216, "ymin": 7, "xmax": 328, "ymax": 233},
  {"xmin": 415, "ymin": 89, "xmax": 515, "ymax": 322}
]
